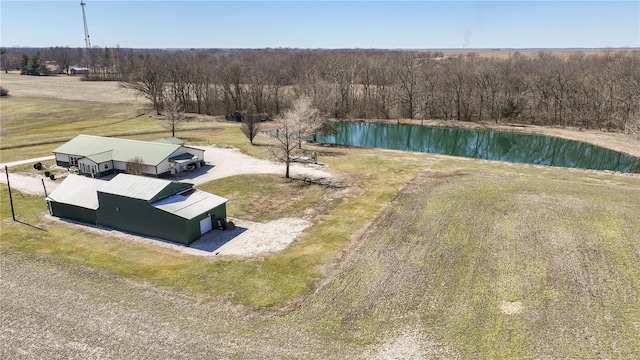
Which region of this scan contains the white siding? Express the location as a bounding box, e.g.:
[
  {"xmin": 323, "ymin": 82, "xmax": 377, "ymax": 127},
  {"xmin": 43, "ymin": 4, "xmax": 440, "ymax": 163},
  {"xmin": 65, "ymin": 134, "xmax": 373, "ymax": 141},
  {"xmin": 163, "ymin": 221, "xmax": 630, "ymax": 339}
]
[
  {"xmin": 157, "ymin": 160, "xmax": 170, "ymax": 175},
  {"xmin": 78, "ymin": 158, "xmax": 98, "ymax": 175},
  {"xmin": 113, "ymin": 161, "xmax": 128, "ymax": 171},
  {"xmin": 56, "ymin": 153, "xmax": 70, "ymax": 162}
]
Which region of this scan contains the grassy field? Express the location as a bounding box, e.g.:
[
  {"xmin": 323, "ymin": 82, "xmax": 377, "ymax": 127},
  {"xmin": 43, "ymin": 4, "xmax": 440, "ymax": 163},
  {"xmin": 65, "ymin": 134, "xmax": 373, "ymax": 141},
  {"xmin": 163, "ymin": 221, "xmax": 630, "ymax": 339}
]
[
  {"xmin": 293, "ymin": 167, "xmax": 640, "ymax": 358},
  {"xmin": 2, "ymin": 74, "xmax": 640, "ymax": 358}
]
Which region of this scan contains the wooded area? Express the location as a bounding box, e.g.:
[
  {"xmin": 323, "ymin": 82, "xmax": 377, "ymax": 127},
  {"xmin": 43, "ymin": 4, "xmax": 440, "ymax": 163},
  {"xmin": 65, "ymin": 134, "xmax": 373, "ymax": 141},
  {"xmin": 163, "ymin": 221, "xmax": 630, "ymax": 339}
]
[{"xmin": 3, "ymin": 47, "xmax": 639, "ymax": 133}]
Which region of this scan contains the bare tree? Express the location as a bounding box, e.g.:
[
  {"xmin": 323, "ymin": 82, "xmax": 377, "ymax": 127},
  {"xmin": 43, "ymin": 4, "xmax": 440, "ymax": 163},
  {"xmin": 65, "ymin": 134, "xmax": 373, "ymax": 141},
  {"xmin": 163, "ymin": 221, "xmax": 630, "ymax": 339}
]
[
  {"xmin": 109, "ymin": 48, "xmax": 638, "ymax": 132},
  {"xmin": 271, "ymin": 96, "xmax": 322, "ymax": 178},
  {"xmin": 162, "ymin": 100, "xmax": 184, "ymax": 137},
  {"xmin": 126, "ymin": 156, "xmax": 146, "ymax": 175},
  {"xmin": 396, "ymin": 54, "xmax": 419, "ymax": 119},
  {"xmin": 1, "ymin": 48, "xmax": 22, "ymax": 73},
  {"xmin": 241, "ymin": 114, "xmax": 262, "ymax": 145},
  {"xmin": 47, "ymin": 46, "xmax": 76, "ymax": 74},
  {"xmin": 121, "ymin": 54, "xmax": 166, "ymax": 114}
]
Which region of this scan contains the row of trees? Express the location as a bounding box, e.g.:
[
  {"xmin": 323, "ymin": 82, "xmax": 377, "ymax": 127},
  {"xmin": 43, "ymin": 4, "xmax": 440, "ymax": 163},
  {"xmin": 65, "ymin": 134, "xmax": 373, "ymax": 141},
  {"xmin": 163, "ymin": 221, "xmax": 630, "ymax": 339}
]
[
  {"xmin": 1, "ymin": 46, "xmax": 135, "ymax": 79},
  {"xmin": 3, "ymin": 47, "xmax": 638, "ymax": 133},
  {"xmin": 122, "ymin": 49, "xmax": 640, "ymax": 134}
]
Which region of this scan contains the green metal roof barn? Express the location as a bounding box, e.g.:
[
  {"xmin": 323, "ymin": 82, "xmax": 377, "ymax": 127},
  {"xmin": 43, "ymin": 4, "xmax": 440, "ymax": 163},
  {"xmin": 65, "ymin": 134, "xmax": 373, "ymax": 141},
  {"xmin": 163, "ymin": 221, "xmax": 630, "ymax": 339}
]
[{"xmin": 46, "ymin": 174, "xmax": 228, "ymax": 245}]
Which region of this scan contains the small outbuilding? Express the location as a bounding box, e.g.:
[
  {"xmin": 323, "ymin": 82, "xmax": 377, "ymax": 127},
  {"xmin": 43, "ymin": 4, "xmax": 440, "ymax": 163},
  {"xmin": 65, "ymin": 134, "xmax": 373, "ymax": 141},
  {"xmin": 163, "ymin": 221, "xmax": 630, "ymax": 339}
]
[
  {"xmin": 69, "ymin": 67, "xmax": 89, "ymax": 76},
  {"xmin": 46, "ymin": 173, "xmax": 228, "ymax": 245}
]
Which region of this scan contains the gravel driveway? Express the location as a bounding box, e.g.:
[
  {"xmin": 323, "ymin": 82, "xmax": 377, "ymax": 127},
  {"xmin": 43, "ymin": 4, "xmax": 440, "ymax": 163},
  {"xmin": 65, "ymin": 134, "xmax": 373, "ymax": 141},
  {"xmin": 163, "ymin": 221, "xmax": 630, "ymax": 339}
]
[
  {"xmin": 1, "ymin": 146, "xmax": 334, "ymax": 257},
  {"xmin": 0, "ymin": 146, "xmax": 331, "ymax": 195}
]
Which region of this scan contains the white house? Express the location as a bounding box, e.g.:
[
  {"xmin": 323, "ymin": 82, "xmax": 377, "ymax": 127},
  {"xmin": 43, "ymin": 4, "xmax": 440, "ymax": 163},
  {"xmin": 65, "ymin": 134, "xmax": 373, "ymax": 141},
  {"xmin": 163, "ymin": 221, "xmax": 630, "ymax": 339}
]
[{"xmin": 53, "ymin": 135, "xmax": 205, "ymax": 178}]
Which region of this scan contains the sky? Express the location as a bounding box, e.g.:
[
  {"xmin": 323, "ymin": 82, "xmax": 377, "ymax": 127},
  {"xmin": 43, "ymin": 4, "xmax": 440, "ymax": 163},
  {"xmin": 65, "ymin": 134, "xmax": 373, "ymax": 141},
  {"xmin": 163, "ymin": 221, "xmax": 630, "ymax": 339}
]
[{"xmin": 1, "ymin": 1, "xmax": 638, "ymax": 49}]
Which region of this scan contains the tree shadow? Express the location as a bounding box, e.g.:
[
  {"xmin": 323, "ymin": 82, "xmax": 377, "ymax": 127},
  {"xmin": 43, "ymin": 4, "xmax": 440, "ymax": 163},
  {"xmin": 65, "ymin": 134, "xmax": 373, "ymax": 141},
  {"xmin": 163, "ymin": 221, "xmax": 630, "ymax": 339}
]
[
  {"xmin": 251, "ymin": 143, "xmax": 276, "ymax": 148},
  {"xmin": 310, "ymin": 143, "xmax": 348, "ymax": 157}
]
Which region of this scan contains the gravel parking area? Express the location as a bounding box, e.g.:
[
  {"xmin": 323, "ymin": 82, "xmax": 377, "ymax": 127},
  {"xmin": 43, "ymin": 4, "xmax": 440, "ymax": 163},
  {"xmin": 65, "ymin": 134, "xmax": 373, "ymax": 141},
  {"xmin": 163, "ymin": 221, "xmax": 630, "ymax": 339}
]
[{"xmin": 51, "ymin": 215, "xmax": 313, "ymax": 258}]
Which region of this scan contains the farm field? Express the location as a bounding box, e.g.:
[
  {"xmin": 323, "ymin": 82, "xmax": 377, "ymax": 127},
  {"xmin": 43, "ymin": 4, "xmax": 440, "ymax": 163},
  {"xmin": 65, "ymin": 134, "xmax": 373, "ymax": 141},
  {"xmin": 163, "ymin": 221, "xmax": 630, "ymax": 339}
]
[{"xmin": 1, "ymin": 74, "xmax": 640, "ymax": 358}]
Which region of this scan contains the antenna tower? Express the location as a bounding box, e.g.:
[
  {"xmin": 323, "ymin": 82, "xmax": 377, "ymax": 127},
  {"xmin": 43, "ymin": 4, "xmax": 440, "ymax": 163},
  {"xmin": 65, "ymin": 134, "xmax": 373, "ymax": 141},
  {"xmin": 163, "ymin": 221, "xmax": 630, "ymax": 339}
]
[{"xmin": 80, "ymin": 0, "xmax": 91, "ymax": 65}]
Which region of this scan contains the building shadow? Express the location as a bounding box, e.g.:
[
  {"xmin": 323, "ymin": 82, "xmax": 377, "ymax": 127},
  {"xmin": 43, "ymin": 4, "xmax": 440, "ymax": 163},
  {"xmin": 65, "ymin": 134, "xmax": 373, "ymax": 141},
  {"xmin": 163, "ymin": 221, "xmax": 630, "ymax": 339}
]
[
  {"xmin": 189, "ymin": 226, "xmax": 247, "ymax": 253},
  {"xmin": 170, "ymin": 164, "xmax": 215, "ymax": 181}
]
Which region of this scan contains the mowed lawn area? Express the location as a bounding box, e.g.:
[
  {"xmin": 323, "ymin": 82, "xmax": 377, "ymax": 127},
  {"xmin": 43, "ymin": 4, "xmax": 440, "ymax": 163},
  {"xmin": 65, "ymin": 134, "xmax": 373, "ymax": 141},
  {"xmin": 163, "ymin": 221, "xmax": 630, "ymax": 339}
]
[{"xmin": 1, "ymin": 74, "xmax": 640, "ymax": 358}]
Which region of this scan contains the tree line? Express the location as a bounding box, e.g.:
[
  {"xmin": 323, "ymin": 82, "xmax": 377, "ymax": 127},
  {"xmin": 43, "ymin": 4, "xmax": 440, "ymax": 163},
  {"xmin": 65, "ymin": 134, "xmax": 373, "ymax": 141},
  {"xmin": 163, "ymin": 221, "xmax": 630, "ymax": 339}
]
[
  {"xmin": 2, "ymin": 47, "xmax": 639, "ymax": 133},
  {"xmin": 121, "ymin": 49, "xmax": 640, "ymax": 134},
  {"xmin": 1, "ymin": 46, "xmax": 136, "ymax": 80}
]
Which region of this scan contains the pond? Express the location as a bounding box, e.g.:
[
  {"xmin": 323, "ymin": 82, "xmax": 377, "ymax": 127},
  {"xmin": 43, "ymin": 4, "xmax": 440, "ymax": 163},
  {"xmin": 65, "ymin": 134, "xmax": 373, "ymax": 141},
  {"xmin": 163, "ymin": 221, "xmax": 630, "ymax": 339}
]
[{"xmin": 315, "ymin": 122, "xmax": 640, "ymax": 173}]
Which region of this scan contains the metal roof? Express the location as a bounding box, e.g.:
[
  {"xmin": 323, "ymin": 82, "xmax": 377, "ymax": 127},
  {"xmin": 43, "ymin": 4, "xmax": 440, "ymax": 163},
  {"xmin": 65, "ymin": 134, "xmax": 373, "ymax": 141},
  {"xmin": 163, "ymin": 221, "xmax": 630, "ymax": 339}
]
[
  {"xmin": 154, "ymin": 137, "xmax": 185, "ymax": 145},
  {"xmin": 85, "ymin": 150, "xmax": 113, "ymax": 164},
  {"xmin": 53, "ymin": 135, "xmax": 182, "ymax": 166},
  {"xmin": 152, "ymin": 189, "xmax": 228, "ymax": 220},
  {"xmin": 46, "ymin": 174, "xmax": 105, "ymax": 210},
  {"xmin": 169, "ymin": 152, "xmax": 198, "ymax": 163},
  {"xmin": 46, "ymin": 174, "xmax": 227, "ymax": 220},
  {"xmin": 99, "ymin": 174, "xmax": 178, "ymax": 201}
]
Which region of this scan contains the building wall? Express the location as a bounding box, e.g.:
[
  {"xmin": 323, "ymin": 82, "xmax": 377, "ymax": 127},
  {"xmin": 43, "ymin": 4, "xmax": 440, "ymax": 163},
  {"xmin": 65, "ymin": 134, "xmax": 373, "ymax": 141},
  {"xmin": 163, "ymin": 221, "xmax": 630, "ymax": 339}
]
[
  {"xmin": 49, "ymin": 202, "xmax": 97, "ymax": 224},
  {"xmin": 185, "ymin": 204, "xmax": 227, "ymax": 241},
  {"xmin": 50, "ymin": 194, "xmax": 227, "ymax": 245},
  {"xmin": 97, "ymin": 193, "xmax": 191, "ymax": 244},
  {"xmin": 55, "ymin": 153, "xmax": 71, "ymax": 167},
  {"xmin": 78, "ymin": 158, "xmax": 98, "ymax": 175},
  {"xmin": 55, "ymin": 153, "xmax": 70, "ymax": 163},
  {"xmin": 157, "ymin": 160, "xmax": 171, "ymax": 177},
  {"xmin": 98, "ymin": 161, "xmax": 114, "ymax": 176}
]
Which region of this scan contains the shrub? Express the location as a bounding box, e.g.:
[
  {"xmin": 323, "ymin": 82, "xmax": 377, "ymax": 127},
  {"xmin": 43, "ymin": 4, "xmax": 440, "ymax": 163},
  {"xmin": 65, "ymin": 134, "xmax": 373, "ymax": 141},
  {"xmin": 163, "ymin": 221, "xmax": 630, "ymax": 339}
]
[
  {"xmin": 0, "ymin": 87, "xmax": 8, "ymax": 96},
  {"xmin": 49, "ymin": 174, "xmax": 56, "ymax": 180},
  {"xmin": 44, "ymin": 171, "xmax": 51, "ymax": 177},
  {"xmin": 33, "ymin": 162, "xmax": 43, "ymax": 170}
]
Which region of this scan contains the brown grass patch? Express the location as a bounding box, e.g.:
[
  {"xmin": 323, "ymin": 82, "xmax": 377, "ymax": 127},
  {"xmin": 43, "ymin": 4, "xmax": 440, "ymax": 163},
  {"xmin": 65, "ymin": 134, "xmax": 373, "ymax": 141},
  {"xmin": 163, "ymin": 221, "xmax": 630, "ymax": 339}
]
[{"xmin": 499, "ymin": 300, "xmax": 524, "ymax": 315}]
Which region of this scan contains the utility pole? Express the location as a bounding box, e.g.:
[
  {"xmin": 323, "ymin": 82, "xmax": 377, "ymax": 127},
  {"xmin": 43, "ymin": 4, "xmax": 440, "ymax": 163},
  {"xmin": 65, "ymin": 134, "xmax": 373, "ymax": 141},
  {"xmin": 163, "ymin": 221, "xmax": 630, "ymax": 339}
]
[
  {"xmin": 5, "ymin": 166, "xmax": 16, "ymax": 221},
  {"xmin": 41, "ymin": 178, "xmax": 48, "ymax": 198}
]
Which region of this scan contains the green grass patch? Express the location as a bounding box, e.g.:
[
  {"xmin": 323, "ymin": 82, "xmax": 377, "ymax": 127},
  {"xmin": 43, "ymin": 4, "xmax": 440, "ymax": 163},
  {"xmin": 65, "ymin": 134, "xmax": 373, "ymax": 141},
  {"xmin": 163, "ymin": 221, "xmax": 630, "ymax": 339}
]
[
  {"xmin": 292, "ymin": 170, "xmax": 640, "ymax": 357},
  {"xmin": 198, "ymin": 174, "xmax": 331, "ymax": 222},
  {"xmin": 0, "ymin": 147, "xmax": 419, "ymax": 308}
]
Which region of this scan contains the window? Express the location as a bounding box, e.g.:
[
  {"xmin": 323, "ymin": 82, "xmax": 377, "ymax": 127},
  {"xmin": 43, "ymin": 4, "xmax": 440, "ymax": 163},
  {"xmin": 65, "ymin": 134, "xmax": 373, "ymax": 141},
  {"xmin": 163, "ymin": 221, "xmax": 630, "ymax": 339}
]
[{"xmin": 70, "ymin": 156, "xmax": 78, "ymax": 166}]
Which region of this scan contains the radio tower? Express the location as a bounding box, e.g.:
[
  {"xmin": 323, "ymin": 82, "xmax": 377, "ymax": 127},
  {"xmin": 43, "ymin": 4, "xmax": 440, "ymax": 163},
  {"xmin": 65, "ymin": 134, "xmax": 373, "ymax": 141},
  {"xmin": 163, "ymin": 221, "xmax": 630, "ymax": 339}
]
[{"xmin": 80, "ymin": 1, "xmax": 92, "ymax": 68}]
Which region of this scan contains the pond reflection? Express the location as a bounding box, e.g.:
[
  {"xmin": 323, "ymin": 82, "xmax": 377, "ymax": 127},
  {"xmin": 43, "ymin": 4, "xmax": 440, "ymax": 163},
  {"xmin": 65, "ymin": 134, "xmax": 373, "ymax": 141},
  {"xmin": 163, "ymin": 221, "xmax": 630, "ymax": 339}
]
[{"xmin": 316, "ymin": 122, "xmax": 640, "ymax": 173}]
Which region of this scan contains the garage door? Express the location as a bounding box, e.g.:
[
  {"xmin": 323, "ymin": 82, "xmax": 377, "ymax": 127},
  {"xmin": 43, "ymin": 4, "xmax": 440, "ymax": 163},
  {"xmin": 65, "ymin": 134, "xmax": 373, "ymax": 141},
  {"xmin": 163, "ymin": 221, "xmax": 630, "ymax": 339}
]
[{"xmin": 199, "ymin": 216, "xmax": 213, "ymax": 235}]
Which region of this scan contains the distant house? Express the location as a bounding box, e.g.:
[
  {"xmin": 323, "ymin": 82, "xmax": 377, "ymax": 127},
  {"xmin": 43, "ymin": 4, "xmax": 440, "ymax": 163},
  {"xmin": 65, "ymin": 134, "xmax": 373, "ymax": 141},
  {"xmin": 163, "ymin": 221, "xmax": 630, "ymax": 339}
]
[
  {"xmin": 46, "ymin": 173, "xmax": 228, "ymax": 245},
  {"xmin": 53, "ymin": 135, "xmax": 204, "ymax": 178},
  {"xmin": 69, "ymin": 67, "xmax": 89, "ymax": 76}
]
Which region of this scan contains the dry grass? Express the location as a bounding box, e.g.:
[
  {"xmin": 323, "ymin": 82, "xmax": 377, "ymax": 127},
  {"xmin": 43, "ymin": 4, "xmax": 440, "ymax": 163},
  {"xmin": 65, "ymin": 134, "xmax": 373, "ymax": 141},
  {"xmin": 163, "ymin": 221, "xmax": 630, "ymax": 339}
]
[
  {"xmin": 2, "ymin": 74, "xmax": 640, "ymax": 359},
  {"xmin": 198, "ymin": 174, "xmax": 340, "ymax": 222},
  {"xmin": 293, "ymin": 167, "xmax": 640, "ymax": 358},
  {"xmin": 0, "ymin": 71, "xmax": 146, "ymax": 103}
]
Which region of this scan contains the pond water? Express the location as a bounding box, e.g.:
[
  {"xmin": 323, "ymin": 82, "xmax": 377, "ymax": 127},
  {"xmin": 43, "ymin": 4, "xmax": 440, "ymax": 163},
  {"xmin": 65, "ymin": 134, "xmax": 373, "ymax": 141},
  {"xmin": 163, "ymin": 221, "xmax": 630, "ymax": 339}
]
[{"xmin": 315, "ymin": 122, "xmax": 640, "ymax": 173}]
